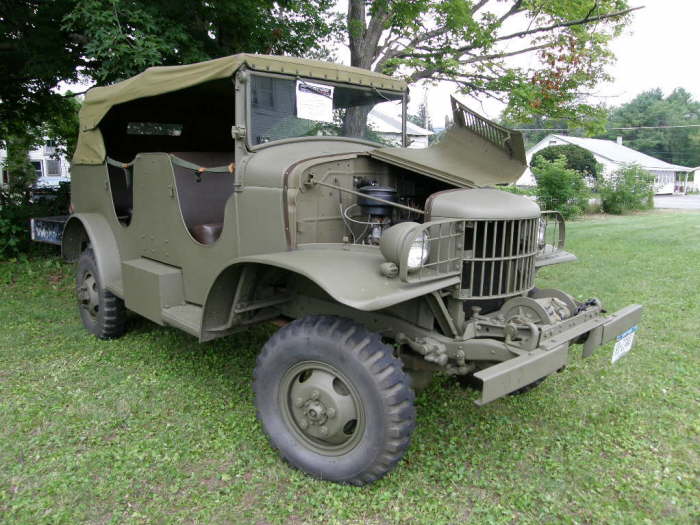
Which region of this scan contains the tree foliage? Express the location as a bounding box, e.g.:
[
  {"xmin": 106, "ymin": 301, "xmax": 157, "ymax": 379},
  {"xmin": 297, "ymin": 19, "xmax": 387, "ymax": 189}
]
[
  {"xmin": 0, "ymin": 0, "xmax": 338, "ymax": 149},
  {"xmin": 0, "ymin": 1, "xmax": 83, "ymax": 138},
  {"xmin": 531, "ymin": 156, "xmax": 589, "ymax": 219},
  {"xmin": 532, "ymin": 144, "xmax": 599, "ymax": 180},
  {"xmin": 603, "ymin": 88, "xmax": 700, "ymax": 167},
  {"xmin": 344, "ymin": 0, "xmax": 637, "ymax": 128},
  {"xmin": 62, "ymin": 0, "xmax": 339, "ymax": 84}
]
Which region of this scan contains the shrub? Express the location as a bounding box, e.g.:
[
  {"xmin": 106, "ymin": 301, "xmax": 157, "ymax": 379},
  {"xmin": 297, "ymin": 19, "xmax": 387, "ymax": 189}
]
[
  {"xmin": 599, "ymin": 164, "xmax": 655, "ymax": 214},
  {"xmin": 532, "ymin": 144, "xmax": 600, "ymax": 181},
  {"xmin": 0, "ymin": 182, "xmax": 70, "ymax": 259},
  {"xmin": 499, "ymin": 185, "xmax": 536, "ymax": 196},
  {"xmin": 531, "ymin": 156, "xmax": 590, "ymax": 219}
]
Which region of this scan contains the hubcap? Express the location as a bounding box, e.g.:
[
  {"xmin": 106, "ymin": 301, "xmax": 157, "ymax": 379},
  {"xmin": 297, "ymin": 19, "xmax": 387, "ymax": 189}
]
[
  {"xmin": 78, "ymin": 272, "xmax": 100, "ymax": 319},
  {"xmin": 280, "ymin": 361, "xmax": 364, "ymax": 455}
]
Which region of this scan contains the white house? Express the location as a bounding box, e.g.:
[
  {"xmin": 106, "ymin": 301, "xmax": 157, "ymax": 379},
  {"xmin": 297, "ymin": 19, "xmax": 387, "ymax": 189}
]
[
  {"xmin": 688, "ymin": 167, "xmax": 700, "ymax": 192},
  {"xmin": 1, "ymin": 140, "xmax": 70, "ymax": 190},
  {"xmin": 517, "ymin": 134, "xmax": 692, "ymax": 194},
  {"xmin": 369, "ymin": 108, "xmax": 433, "ymax": 148}
]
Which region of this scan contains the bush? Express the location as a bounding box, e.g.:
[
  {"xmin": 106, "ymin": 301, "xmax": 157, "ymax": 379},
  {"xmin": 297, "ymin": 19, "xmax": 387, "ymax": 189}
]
[
  {"xmin": 599, "ymin": 164, "xmax": 655, "ymax": 214},
  {"xmin": 532, "ymin": 144, "xmax": 600, "ymax": 181},
  {"xmin": 0, "ymin": 182, "xmax": 70, "ymax": 259},
  {"xmin": 499, "ymin": 185, "xmax": 536, "ymax": 196},
  {"xmin": 531, "ymin": 156, "xmax": 590, "ymax": 219}
]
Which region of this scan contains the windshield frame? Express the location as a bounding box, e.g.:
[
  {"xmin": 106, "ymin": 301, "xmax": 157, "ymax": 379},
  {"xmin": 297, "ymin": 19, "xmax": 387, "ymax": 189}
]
[{"xmin": 244, "ymin": 70, "xmax": 408, "ymax": 151}]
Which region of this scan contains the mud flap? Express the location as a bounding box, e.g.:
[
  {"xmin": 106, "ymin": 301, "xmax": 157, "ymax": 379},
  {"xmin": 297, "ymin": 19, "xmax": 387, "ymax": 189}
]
[{"xmin": 473, "ymin": 344, "xmax": 569, "ymax": 406}]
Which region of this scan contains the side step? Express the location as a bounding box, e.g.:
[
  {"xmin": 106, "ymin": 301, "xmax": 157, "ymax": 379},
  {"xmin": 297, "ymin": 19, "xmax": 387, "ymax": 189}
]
[
  {"xmin": 122, "ymin": 258, "xmax": 205, "ymax": 338},
  {"xmin": 162, "ymin": 304, "xmax": 203, "ymax": 337}
]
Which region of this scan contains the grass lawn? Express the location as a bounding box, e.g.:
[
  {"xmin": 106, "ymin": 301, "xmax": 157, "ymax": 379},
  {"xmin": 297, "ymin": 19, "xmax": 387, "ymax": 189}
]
[{"xmin": 1, "ymin": 210, "xmax": 699, "ymax": 524}]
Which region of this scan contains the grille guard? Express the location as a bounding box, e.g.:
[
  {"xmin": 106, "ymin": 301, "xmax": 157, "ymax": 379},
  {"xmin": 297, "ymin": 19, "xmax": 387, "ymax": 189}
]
[{"xmin": 397, "ymin": 212, "xmax": 575, "ymax": 288}]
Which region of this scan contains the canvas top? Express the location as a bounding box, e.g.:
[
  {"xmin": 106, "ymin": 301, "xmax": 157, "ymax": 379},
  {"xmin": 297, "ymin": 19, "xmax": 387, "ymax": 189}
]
[{"xmin": 78, "ymin": 54, "xmax": 406, "ymax": 133}]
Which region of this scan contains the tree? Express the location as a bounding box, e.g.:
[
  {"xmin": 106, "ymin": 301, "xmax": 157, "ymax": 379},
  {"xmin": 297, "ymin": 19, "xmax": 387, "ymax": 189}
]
[
  {"xmin": 344, "ymin": 1, "xmax": 638, "ymax": 129},
  {"xmin": 532, "ymin": 144, "xmax": 599, "ymax": 180},
  {"xmin": 603, "ymin": 88, "xmax": 700, "ymax": 167},
  {"xmin": 0, "ymin": 0, "xmax": 338, "ymax": 148},
  {"xmin": 62, "ymin": 0, "xmax": 339, "ymax": 84},
  {"xmin": 0, "ymin": 1, "xmax": 82, "ymax": 140},
  {"xmin": 408, "ymin": 103, "xmax": 432, "ymax": 131}
]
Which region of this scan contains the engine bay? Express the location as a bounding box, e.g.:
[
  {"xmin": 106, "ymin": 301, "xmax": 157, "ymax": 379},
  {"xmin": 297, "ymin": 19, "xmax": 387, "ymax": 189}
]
[{"xmin": 293, "ymin": 155, "xmax": 453, "ymax": 246}]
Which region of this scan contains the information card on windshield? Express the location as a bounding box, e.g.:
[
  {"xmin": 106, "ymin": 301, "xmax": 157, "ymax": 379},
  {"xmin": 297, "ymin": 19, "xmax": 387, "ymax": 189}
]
[{"xmin": 296, "ymin": 81, "xmax": 334, "ymax": 123}]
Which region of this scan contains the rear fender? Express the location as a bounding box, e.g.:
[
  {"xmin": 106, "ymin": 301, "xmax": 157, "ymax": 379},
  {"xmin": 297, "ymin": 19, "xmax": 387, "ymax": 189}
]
[{"xmin": 62, "ymin": 213, "xmax": 122, "ymax": 295}]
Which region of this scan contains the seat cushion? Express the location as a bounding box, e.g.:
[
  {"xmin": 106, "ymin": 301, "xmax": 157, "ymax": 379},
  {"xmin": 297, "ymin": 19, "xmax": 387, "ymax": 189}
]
[{"xmin": 190, "ymin": 222, "xmax": 223, "ymax": 244}]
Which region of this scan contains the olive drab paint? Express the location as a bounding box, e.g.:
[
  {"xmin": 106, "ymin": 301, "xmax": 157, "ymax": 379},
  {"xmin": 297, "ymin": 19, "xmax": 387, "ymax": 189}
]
[{"xmin": 59, "ymin": 54, "xmax": 643, "ymax": 484}]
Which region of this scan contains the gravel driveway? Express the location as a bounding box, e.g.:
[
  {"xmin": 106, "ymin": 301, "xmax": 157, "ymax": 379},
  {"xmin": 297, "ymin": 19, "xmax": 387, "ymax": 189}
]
[{"xmin": 654, "ymin": 194, "xmax": 700, "ymax": 210}]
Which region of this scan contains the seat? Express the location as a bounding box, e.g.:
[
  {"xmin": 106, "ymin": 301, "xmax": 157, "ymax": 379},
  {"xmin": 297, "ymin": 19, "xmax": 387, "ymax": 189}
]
[
  {"xmin": 170, "ymin": 151, "xmax": 236, "ymax": 244},
  {"xmin": 107, "ymin": 163, "xmax": 133, "ymax": 224},
  {"xmin": 190, "ymin": 222, "xmax": 223, "ymax": 244}
]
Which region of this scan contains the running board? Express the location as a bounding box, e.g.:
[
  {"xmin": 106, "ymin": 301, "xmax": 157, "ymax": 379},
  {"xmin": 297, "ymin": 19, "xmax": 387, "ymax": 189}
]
[{"xmin": 162, "ymin": 304, "xmax": 203, "ymax": 337}]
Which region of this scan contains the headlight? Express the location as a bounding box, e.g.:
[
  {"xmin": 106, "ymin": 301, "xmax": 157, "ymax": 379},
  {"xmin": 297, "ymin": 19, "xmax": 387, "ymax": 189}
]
[
  {"xmin": 406, "ymin": 231, "xmax": 430, "ymax": 270},
  {"xmin": 380, "ymin": 222, "xmax": 431, "ymax": 272}
]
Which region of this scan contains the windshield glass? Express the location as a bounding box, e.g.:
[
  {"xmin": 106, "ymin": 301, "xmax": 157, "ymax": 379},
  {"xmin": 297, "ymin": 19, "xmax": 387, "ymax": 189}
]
[{"xmin": 249, "ymin": 74, "xmax": 404, "ymax": 146}]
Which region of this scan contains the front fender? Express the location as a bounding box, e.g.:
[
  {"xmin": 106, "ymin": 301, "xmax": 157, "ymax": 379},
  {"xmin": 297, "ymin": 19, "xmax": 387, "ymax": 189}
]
[
  {"xmin": 62, "ymin": 213, "xmax": 122, "ymax": 296},
  {"xmin": 233, "ymin": 244, "xmax": 460, "ymax": 312}
]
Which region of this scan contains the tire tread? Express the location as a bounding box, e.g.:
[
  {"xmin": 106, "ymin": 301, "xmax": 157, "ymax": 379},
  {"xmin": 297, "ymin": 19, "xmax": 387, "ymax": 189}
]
[{"xmin": 254, "ymin": 315, "xmax": 415, "ymax": 485}]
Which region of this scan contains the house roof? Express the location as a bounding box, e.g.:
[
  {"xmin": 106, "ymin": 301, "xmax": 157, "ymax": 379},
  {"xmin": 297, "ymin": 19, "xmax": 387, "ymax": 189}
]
[
  {"xmin": 368, "ymin": 107, "xmax": 433, "ymax": 136},
  {"xmin": 536, "ymin": 134, "xmax": 692, "ymax": 172}
]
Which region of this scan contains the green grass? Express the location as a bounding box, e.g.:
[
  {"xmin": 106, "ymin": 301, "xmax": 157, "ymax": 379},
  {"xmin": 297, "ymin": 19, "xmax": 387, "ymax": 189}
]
[{"xmin": 1, "ymin": 211, "xmax": 699, "ymax": 524}]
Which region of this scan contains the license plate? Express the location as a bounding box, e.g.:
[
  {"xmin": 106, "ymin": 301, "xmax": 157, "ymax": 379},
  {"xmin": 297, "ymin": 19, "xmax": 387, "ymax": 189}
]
[{"xmin": 612, "ymin": 325, "xmax": 638, "ymax": 363}]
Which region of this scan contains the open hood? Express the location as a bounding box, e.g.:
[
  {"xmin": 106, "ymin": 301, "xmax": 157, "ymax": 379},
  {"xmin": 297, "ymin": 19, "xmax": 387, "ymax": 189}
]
[{"xmin": 370, "ymin": 97, "xmax": 527, "ymax": 188}]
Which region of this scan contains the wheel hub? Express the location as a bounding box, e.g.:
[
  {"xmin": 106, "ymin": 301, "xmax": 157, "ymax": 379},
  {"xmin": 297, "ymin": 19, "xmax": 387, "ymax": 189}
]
[
  {"xmin": 79, "ymin": 272, "xmax": 99, "ymax": 319},
  {"xmin": 282, "ymin": 362, "xmax": 364, "ymax": 454},
  {"xmin": 303, "ymin": 399, "xmax": 328, "ymax": 424}
]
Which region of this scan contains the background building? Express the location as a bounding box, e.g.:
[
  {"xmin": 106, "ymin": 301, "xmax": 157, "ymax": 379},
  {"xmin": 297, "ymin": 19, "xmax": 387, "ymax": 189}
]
[
  {"xmin": 369, "ymin": 108, "xmax": 433, "ymax": 148},
  {"xmin": 517, "ymin": 134, "xmax": 692, "ymax": 194},
  {"xmin": 1, "ymin": 141, "xmax": 70, "ymax": 190}
]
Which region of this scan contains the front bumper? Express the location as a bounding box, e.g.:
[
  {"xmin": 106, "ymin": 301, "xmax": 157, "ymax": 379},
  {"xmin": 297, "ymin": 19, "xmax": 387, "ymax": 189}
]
[{"xmin": 473, "ymin": 303, "xmax": 643, "ymax": 405}]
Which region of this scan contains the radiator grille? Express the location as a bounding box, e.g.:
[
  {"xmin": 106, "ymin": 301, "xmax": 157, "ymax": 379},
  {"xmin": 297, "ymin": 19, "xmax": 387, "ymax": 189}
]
[{"xmin": 459, "ymin": 218, "xmax": 539, "ymax": 299}]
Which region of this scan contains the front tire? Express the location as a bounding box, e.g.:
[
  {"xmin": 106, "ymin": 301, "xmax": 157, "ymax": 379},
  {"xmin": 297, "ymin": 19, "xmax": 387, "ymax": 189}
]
[
  {"xmin": 76, "ymin": 248, "xmax": 126, "ymax": 339},
  {"xmin": 253, "ymin": 316, "xmax": 415, "ymax": 485}
]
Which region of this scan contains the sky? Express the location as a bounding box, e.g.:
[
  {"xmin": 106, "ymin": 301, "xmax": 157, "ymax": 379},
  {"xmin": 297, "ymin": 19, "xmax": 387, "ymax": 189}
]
[{"xmin": 421, "ymin": 0, "xmax": 700, "ymax": 125}]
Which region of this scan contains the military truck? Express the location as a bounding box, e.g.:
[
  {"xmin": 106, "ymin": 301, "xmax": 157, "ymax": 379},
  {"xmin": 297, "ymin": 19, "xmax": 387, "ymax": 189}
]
[{"xmin": 48, "ymin": 54, "xmax": 642, "ymax": 485}]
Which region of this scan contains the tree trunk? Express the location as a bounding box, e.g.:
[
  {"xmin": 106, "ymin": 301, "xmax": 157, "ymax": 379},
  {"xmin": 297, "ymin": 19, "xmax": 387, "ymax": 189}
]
[
  {"xmin": 342, "ymin": 106, "xmax": 372, "ymax": 139},
  {"xmin": 346, "ymin": 1, "xmax": 389, "ymax": 136}
]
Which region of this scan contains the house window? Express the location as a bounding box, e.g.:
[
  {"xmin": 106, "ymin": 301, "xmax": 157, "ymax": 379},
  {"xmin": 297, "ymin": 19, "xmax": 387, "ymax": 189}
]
[
  {"xmin": 32, "ymin": 161, "xmax": 43, "ymax": 179},
  {"xmin": 46, "ymin": 159, "xmax": 61, "ymax": 177},
  {"xmin": 2, "ymin": 167, "xmax": 9, "ymax": 185}
]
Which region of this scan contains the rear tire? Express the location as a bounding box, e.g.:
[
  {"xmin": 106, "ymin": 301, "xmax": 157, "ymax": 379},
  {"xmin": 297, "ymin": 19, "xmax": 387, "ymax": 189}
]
[
  {"xmin": 76, "ymin": 248, "xmax": 126, "ymax": 339},
  {"xmin": 253, "ymin": 315, "xmax": 415, "ymax": 485}
]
